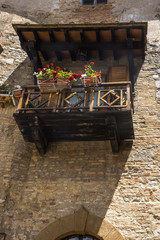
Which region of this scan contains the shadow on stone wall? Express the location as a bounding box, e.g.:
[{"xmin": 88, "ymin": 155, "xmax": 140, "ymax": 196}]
[{"xmin": 6, "ymin": 57, "xmax": 34, "ymax": 86}]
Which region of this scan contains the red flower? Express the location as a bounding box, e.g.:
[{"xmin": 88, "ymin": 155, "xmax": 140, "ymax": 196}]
[
  {"xmin": 69, "ymin": 76, "xmax": 74, "ymax": 81},
  {"xmin": 84, "ymin": 65, "xmax": 87, "ymax": 68},
  {"xmin": 50, "ymin": 63, "xmax": 54, "ymax": 66},
  {"xmin": 55, "ymin": 66, "xmax": 61, "ymax": 70},
  {"xmin": 6, "ymin": 100, "xmax": 9, "ymax": 104},
  {"xmin": 90, "ymin": 62, "xmax": 94, "ymax": 65},
  {"xmin": 86, "ymin": 79, "xmax": 91, "ymax": 82},
  {"xmin": 78, "ymin": 74, "xmax": 82, "ymax": 78},
  {"xmin": 42, "ymin": 69, "xmax": 46, "ymax": 74},
  {"xmin": 95, "ymin": 72, "xmax": 101, "ymax": 78},
  {"xmin": 52, "ymin": 71, "xmax": 57, "ymax": 77},
  {"xmin": 37, "ymin": 68, "xmax": 41, "ymax": 72},
  {"xmin": 78, "ymin": 70, "xmax": 82, "ymax": 73},
  {"xmin": 2, "ymin": 96, "xmax": 6, "ymax": 100},
  {"xmin": 1, "ymin": 103, "xmax": 5, "ymax": 108},
  {"xmin": 46, "ymin": 64, "xmax": 50, "ymax": 68},
  {"xmin": 72, "ymin": 73, "xmax": 78, "ymax": 79}
]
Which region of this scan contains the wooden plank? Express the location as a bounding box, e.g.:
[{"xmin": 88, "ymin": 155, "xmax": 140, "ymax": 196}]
[{"xmin": 38, "ymin": 41, "xmax": 144, "ymax": 52}]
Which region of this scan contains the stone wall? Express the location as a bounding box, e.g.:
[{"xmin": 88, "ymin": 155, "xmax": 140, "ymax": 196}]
[{"xmin": 0, "ymin": 1, "xmax": 160, "ymax": 240}]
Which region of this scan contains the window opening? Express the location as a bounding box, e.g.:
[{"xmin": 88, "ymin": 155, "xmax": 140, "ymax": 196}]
[
  {"xmin": 81, "ymin": 0, "xmax": 107, "ymax": 5},
  {"xmin": 62, "ymin": 235, "xmax": 100, "ymax": 240}
]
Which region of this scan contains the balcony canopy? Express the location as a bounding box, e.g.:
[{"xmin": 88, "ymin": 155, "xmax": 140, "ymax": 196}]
[{"xmin": 13, "ymin": 22, "xmax": 147, "ymax": 62}]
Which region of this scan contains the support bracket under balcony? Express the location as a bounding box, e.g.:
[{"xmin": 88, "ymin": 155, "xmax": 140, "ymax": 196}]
[
  {"xmin": 32, "ymin": 116, "xmax": 48, "ymax": 155},
  {"xmin": 105, "ymin": 116, "xmax": 120, "ymax": 152}
]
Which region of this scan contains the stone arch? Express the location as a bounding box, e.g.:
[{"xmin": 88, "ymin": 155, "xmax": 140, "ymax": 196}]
[{"xmin": 35, "ymin": 206, "xmax": 124, "ymax": 240}]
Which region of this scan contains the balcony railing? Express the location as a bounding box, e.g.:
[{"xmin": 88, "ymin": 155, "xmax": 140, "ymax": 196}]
[
  {"xmin": 16, "ymin": 82, "xmax": 133, "ymax": 113},
  {"xmin": 14, "ymin": 82, "xmax": 134, "ymax": 154}
]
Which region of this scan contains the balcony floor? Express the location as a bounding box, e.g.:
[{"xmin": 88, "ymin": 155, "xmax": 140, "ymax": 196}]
[{"xmin": 14, "ymin": 110, "xmax": 134, "ymax": 144}]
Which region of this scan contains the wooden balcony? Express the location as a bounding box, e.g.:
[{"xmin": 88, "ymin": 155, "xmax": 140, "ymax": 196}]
[{"xmin": 13, "ymin": 82, "xmax": 134, "ymax": 154}]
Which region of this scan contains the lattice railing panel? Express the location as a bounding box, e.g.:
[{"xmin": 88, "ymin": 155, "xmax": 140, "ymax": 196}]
[{"xmin": 16, "ymin": 82, "xmax": 132, "ymax": 113}]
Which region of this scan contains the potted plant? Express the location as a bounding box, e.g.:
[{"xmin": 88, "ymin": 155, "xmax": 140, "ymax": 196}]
[
  {"xmin": 13, "ymin": 85, "xmax": 22, "ymax": 97},
  {"xmin": 81, "ymin": 62, "xmax": 101, "ymax": 87},
  {"xmin": 34, "ymin": 63, "xmax": 81, "ymax": 90},
  {"xmin": 0, "ymin": 83, "xmax": 15, "ymax": 108}
]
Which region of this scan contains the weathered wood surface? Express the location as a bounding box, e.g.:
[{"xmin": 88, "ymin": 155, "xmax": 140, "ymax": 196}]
[{"xmin": 14, "ymin": 110, "xmax": 134, "ymax": 141}]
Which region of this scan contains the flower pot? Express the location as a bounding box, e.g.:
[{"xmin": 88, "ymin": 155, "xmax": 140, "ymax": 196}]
[
  {"xmin": 0, "ymin": 90, "xmax": 8, "ymax": 94},
  {"xmin": 0, "ymin": 93, "xmax": 15, "ymax": 108},
  {"xmin": 13, "ymin": 89, "xmax": 22, "ymax": 97},
  {"xmin": 81, "ymin": 76, "xmax": 101, "ymax": 87},
  {"xmin": 37, "ymin": 78, "xmax": 71, "ymax": 90}
]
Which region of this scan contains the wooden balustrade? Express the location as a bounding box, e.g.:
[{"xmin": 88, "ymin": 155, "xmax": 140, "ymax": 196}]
[{"xmin": 16, "ymin": 82, "xmax": 133, "ymax": 113}]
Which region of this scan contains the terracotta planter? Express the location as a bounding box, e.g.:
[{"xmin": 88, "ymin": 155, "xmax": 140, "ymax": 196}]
[
  {"xmin": 37, "ymin": 78, "xmax": 71, "ymax": 90},
  {"xmin": 13, "ymin": 89, "xmax": 22, "ymax": 97},
  {"xmin": 0, "ymin": 90, "xmax": 9, "ymax": 94},
  {"xmin": 81, "ymin": 76, "xmax": 101, "ymax": 87},
  {"xmin": 0, "ymin": 92, "xmax": 15, "ymax": 107}
]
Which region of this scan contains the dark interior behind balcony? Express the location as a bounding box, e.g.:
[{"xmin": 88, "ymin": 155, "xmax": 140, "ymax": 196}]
[{"xmin": 12, "ymin": 22, "xmax": 147, "ymax": 154}]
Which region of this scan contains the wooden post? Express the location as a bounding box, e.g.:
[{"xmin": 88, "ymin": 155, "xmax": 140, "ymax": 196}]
[
  {"xmin": 32, "ymin": 116, "xmax": 48, "ymax": 155},
  {"xmin": 89, "ymin": 89, "xmax": 94, "ymax": 112},
  {"xmin": 126, "ymin": 29, "xmax": 135, "ymax": 93},
  {"xmin": 126, "ymin": 83, "xmax": 131, "ymax": 110},
  {"xmin": 27, "ymin": 40, "xmax": 42, "ymax": 85}
]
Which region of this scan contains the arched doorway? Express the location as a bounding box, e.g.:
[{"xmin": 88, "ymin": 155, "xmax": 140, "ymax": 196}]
[
  {"xmin": 62, "ymin": 234, "xmax": 100, "ymax": 240},
  {"xmin": 35, "ymin": 207, "xmax": 124, "ymax": 240}
]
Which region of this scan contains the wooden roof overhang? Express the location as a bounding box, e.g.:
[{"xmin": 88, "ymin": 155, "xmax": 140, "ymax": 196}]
[
  {"xmin": 13, "ymin": 22, "xmax": 147, "ymax": 62},
  {"xmin": 13, "ymin": 22, "xmax": 147, "ymax": 90}
]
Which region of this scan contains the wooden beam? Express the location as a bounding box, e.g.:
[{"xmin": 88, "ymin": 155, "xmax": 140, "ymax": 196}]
[
  {"xmin": 126, "ymin": 29, "xmax": 135, "ymax": 92},
  {"xmin": 127, "ymin": 38, "xmax": 134, "ymax": 93},
  {"xmin": 80, "ymin": 30, "xmax": 89, "ymax": 60},
  {"xmin": 33, "ymin": 30, "xmax": 49, "ymax": 61},
  {"xmin": 36, "ymin": 41, "xmax": 143, "ymax": 52},
  {"xmin": 32, "ymin": 116, "xmax": 48, "ymax": 155},
  {"xmin": 48, "ymin": 30, "xmax": 62, "ymax": 61},
  {"xmin": 96, "ymin": 31, "xmax": 104, "ymax": 60},
  {"xmin": 141, "ymin": 28, "xmax": 145, "ymax": 60},
  {"xmin": 64, "ymin": 30, "xmax": 76, "ymax": 61},
  {"xmin": 13, "ymin": 23, "xmax": 147, "ymax": 33},
  {"xmin": 111, "ymin": 29, "xmax": 118, "ymax": 60},
  {"xmin": 27, "ymin": 41, "xmax": 42, "ymax": 85}
]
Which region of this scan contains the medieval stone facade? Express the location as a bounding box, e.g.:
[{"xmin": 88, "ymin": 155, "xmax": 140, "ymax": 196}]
[{"xmin": 0, "ymin": 1, "xmax": 160, "ymax": 239}]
